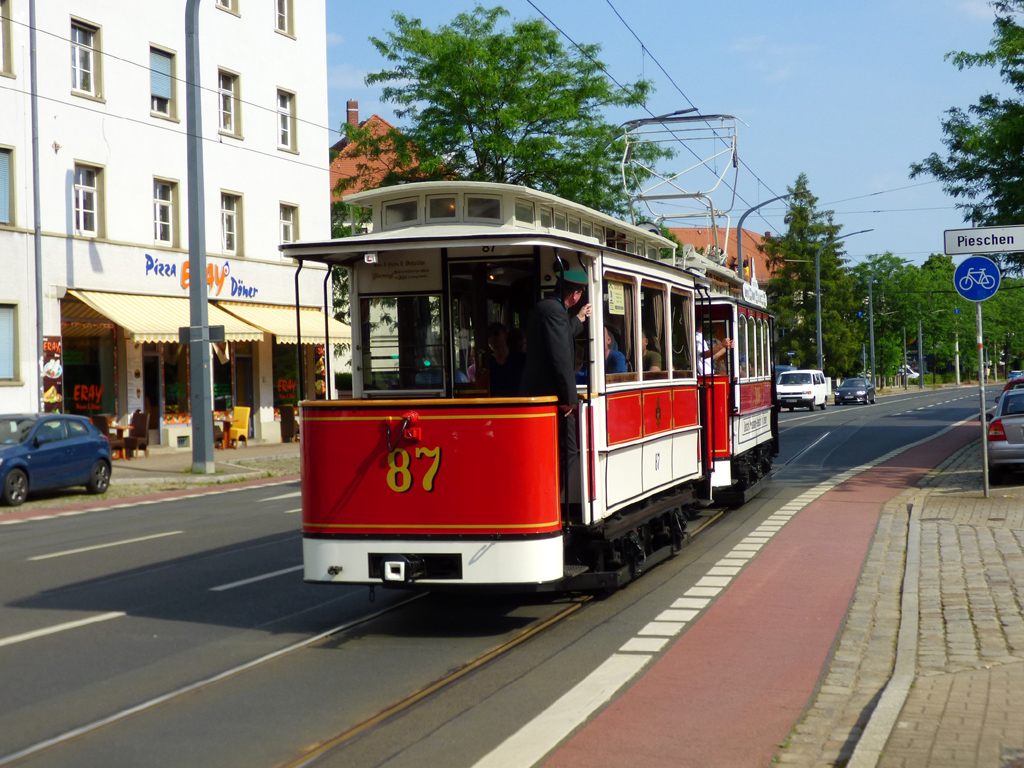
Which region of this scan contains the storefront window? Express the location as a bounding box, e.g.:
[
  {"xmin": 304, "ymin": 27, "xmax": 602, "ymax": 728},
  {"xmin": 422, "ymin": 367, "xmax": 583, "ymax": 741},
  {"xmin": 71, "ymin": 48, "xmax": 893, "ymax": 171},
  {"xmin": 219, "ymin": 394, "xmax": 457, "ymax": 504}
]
[
  {"xmin": 273, "ymin": 341, "xmax": 299, "ymax": 408},
  {"xmin": 163, "ymin": 342, "xmax": 188, "ymax": 420},
  {"xmin": 64, "ymin": 333, "xmax": 115, "ymax": 416},
  {"xmin": 213, "ymin": 342, "xmax": 232, "ymax": 411}
]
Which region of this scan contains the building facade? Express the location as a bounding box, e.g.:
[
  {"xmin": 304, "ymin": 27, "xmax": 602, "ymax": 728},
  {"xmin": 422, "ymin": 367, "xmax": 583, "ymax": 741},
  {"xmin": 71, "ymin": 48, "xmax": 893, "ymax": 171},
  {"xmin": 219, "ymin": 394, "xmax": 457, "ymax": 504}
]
[{"xmin": 0, "ymin": 0, "xmax": 345, "ymax": 447}]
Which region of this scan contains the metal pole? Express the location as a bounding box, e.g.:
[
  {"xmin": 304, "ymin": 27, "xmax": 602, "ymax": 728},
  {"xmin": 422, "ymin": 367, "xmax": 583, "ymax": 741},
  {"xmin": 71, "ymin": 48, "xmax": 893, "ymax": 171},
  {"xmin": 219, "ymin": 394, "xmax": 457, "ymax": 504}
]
[
  {"xmin": 978, "ymin": 302, "xmax": 988, "ymax": 498},
  {"xmin": 955, "ymin": 329, "xmax": 961, "ymax": 386},
  {"xmin": 903, "ymin": 325, "xmax": 908, "ymax": 390},
  {"xmin": 868, "ymin": 277, "xmax": 876, "ymax": 388},
  {"xmin": 735, "ymin": 193, "xmax": 793, "ymax": 280},
  {"xmin": 185, "ymin": 0, "xmax": 215, "ymax": 473},
  {"xmin": 918, "ymin": 316, "xmax": 924, "ymax": 390},
  {"xmin": 29, "ymin": 0, "xmax": 44, "ymax": 410}
]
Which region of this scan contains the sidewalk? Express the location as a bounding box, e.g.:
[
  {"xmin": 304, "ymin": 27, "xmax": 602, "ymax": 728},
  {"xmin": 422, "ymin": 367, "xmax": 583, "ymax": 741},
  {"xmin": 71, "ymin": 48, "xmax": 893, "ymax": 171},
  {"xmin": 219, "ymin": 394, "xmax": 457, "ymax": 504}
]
[{"xmin": 774, "ymin": 432, "xmax": 1024, "ymax": 768}]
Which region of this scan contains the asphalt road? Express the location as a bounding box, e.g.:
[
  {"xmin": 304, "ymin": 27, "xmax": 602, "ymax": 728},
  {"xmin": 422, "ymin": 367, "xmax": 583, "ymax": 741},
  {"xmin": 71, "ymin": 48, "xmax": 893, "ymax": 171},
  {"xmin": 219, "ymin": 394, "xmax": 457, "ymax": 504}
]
[{"xmin": 0, "ymin": 386, "xmax": 988, "ymax": 768}]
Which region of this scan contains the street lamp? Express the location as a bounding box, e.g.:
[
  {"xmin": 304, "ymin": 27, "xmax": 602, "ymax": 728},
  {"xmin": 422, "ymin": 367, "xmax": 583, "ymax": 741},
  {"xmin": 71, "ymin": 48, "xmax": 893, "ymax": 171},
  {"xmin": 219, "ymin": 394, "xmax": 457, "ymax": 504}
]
[{"xmin": 815, "ymin": 229, "xmax": 873, "ymax": 371}]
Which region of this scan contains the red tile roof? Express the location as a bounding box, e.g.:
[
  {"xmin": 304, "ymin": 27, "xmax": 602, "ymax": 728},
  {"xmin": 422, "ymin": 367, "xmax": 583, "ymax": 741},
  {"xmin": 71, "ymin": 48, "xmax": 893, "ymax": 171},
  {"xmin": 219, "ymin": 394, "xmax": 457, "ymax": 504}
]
[
  {"xmin": 668, "ymin": 227, "xmax": 775, "ymax": 283},
  {"xmin": 329, "ymin": 113, "xmax": 401, "ymax": 199}
]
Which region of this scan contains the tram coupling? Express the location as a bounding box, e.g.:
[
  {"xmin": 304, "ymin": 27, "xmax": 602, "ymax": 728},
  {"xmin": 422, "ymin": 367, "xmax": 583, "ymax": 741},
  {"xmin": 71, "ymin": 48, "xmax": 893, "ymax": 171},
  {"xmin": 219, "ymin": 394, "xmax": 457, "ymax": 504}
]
[{"xmin": 379, "ymin": 554, "xmax": 427, "ymax": 584}]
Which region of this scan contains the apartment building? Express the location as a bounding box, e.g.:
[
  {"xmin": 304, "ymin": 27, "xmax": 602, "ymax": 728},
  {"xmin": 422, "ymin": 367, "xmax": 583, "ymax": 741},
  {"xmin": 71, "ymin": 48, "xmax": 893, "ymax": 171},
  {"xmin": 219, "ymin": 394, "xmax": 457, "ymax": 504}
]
[{"xmin": 0, "ymin": 0, "xmax": 345, "ymax": 447}]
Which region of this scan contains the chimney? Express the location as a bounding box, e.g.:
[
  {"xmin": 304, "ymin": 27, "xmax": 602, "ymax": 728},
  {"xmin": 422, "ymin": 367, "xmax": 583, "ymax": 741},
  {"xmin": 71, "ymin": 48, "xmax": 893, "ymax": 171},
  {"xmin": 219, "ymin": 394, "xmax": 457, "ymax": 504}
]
[{"xmin": 347, "ymin": 100, "xmax": 359, "ymax": 127}]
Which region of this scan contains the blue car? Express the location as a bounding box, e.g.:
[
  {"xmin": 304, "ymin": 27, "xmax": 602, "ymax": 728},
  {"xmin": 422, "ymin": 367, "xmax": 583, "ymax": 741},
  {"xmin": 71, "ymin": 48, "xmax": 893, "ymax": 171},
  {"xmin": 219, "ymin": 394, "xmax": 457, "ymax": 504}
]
[{"xmin": 0, "ymin": 414, "xmax": 112, "ymax": 506}]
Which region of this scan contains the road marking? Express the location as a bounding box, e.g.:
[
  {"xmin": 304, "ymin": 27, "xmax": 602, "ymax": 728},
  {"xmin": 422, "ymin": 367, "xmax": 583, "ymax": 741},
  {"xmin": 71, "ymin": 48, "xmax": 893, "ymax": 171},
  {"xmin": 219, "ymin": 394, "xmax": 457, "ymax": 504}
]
[
  {"xmin": 283, "ymin": 508, "xmax": 301, "ymax": 515},
  {"xmin": 0, "ymin": 612, "xmax": 125, "ymax": 649},
  {"xmin": 471, "ymin": 653, "xmax": 651, "ymax": 768},
  {"xmin": 28, "ymin": 531, "xmax": 184, "ymax": 561},
  {"xmin": 261, "ymin": 491, "xmax": 301, "ymax": 502},
  {"xmin": 210, "ymin": 564, "xmax": 304, "ymax": 592}
]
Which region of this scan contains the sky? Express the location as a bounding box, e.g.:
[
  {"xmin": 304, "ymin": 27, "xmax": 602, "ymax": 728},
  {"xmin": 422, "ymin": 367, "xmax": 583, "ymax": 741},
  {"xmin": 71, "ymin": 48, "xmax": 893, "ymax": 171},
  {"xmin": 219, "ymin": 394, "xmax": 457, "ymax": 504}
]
[{"xmin": 323, "ymin": 0, "xmax": 1009, "ymax": 268}]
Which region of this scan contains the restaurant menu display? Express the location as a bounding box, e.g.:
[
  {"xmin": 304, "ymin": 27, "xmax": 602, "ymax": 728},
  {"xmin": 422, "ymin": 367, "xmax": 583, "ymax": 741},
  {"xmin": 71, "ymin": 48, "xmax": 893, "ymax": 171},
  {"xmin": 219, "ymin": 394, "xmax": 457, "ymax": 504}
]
[{"xmin": 42, "ymin": 337, "xmax": 64, "ymax": 413}]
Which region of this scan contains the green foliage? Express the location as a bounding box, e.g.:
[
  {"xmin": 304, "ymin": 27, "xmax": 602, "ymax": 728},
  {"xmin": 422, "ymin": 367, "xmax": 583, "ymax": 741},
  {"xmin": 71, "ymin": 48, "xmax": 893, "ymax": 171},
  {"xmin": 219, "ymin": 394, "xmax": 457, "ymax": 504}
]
[
  {"xmin": 354, "ymin": 5, "xmax": 667, "ymax": 215},
  {"xmin": 764, "ymin": 174, "xmax": 861, "ymax": 375},
  {"xmin": 910, "ymin": 0, "xmax": 1024, "ymax": 273}
]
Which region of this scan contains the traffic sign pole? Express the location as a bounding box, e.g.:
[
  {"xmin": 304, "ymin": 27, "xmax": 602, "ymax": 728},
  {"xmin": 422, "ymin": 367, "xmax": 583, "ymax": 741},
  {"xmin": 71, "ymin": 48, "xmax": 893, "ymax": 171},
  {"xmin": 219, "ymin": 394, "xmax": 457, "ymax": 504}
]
[
  {"xmin": 978, "ymin": 302, "xmax": 989, "ymax": 499},
  {"xmin": 951, "ymin": 255, "xmax": 1002, "ymax": 500}
]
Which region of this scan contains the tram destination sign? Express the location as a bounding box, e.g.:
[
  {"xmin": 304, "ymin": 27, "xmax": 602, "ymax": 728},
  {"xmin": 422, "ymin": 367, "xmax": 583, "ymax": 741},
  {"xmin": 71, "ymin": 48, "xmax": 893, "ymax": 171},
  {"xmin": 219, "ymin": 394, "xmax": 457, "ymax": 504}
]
[{"xmin": 944, "ymin": 225, "xmax": 1024, "ymax": 256}]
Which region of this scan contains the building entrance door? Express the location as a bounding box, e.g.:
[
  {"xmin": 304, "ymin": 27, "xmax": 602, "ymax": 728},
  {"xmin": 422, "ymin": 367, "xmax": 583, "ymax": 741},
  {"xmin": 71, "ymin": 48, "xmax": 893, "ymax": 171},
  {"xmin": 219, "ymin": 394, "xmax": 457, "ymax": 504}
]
[
  {"xmin": 143, "ymin": 352, "xmax": 162, "ymax": 444},
  {"xmin": 234, "ymin": 350, "xmax": 254, "ymax": 439}
]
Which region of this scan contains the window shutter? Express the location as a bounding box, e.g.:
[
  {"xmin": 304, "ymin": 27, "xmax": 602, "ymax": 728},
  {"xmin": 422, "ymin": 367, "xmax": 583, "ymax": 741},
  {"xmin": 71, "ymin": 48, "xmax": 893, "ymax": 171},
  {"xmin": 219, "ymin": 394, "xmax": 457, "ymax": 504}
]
[
  {"xmin": 0, "ymin": 306, "xmax": 14, "ymax": 379},
  {"xmin": 150, "ymin": 50, "xmax": 172, "ymax": 100},
  {"xmin": 0, "ymin": 150, "xmax": 10, "ymax": 225}
]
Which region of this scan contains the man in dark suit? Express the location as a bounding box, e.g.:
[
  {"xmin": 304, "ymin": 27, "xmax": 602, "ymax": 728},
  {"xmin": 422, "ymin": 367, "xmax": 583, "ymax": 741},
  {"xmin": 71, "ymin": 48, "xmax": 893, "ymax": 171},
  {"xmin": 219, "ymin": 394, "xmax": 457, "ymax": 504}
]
[{"xmin": 521, "ymin": 269, "xmax": 592, "ymax": 505}]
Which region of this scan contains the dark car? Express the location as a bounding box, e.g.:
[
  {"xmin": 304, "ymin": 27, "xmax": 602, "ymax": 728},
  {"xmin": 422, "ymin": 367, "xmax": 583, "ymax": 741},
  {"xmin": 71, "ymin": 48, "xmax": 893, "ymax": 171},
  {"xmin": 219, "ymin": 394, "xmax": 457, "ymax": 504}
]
[
  {"xmin": 0, "ymin": 414, "xmax": 112, "ymax": 506},
  {"xmin": 834, "ymin": 377, "xmax": 876, "ymax": 405}
]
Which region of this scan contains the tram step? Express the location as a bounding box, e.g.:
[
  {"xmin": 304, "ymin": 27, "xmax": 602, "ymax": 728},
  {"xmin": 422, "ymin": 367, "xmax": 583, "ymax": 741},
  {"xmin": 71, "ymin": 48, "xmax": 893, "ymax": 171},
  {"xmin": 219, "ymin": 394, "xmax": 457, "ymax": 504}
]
[{"xmin": 564, "ymin": 565, "xmax": 591, "ymax": 578}]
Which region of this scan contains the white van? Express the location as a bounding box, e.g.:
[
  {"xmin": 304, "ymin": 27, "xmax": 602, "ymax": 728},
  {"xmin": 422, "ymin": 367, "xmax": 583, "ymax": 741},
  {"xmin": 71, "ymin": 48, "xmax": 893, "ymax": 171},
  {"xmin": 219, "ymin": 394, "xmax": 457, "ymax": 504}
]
[{"xmin": 777, "ymin": 369, "xmax": 830, "ymax": 411}]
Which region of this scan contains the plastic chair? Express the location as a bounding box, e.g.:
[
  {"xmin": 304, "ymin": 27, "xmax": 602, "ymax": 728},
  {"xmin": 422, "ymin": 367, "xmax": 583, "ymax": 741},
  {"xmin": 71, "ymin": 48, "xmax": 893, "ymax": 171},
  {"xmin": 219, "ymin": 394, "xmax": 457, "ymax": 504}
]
[
  {"xmin": 129, "ymin": 410, "xmax": 149, "ymax": 457},
  {"xmin": 228, "ymin": 406, "xmax": 250, "ymax": 448},
  {"xmin": 280, "ymin": 405, "xmax": 299, "ymax": 443},
  {"xmin": 91, "ymin": 415, "xmax": 127, "ymax": 460}
]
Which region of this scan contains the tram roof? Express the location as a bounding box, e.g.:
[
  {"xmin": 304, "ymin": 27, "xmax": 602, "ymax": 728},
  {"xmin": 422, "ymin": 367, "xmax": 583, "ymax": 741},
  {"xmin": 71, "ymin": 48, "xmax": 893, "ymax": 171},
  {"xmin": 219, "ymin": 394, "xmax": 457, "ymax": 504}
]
[{"xmin": 281, "ymin": 181, "xmax": 677, "ymax": 263}]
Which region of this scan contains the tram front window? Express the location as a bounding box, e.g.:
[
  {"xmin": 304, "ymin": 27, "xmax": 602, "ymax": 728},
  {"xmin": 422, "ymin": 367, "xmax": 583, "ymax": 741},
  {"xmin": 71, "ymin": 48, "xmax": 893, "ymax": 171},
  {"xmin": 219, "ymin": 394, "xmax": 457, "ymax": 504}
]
[{"xmin": 360, "ymin": 295, "xmax": 444, "ymax": 392}]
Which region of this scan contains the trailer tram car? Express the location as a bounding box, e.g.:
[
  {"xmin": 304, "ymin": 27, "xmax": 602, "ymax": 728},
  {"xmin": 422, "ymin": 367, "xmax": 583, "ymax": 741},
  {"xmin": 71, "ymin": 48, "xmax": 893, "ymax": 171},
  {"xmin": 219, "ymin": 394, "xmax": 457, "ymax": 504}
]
[{"xmin": 281, "ymin": 181, "xmax": 778, "ymax": 592}]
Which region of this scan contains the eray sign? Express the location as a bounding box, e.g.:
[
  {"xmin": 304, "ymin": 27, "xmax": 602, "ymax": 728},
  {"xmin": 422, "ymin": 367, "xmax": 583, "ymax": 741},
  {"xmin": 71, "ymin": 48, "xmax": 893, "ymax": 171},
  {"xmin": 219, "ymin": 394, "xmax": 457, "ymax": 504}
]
[{"xmin": 944, "ymin": 225, "xmax": 1024, "ymax": 255}]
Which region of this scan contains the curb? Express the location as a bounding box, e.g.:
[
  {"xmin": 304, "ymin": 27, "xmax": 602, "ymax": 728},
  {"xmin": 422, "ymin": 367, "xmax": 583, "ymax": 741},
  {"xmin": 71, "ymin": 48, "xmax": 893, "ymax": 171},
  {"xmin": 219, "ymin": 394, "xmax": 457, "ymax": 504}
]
[{"xmin": 846, "ymin": 494, "xmax": 924, "ymax": 768}]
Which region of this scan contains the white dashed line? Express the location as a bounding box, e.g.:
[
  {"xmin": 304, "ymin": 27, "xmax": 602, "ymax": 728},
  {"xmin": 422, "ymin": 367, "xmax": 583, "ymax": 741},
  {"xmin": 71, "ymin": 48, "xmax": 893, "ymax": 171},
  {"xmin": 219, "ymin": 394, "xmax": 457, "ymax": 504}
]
[
  {"xmin": 0, "ymin": 612, "xmax": 126, "ymax": 648},
  {"xmin": 29, "ymin": 531, "xmax": 184, "ymax": 561}
]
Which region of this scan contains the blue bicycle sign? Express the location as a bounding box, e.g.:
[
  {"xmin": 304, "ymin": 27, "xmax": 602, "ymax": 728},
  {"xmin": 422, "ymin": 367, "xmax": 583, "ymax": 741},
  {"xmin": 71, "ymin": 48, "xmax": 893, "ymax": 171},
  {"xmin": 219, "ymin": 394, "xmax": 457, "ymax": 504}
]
[{"xmin": 954, "ymin": 256, "xmax": 1001, "ymax": 301}]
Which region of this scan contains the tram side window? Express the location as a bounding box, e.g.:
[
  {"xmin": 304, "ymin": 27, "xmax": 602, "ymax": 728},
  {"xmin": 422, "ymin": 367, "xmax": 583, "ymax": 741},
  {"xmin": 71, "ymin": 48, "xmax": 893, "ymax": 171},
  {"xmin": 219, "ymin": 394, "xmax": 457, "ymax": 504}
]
[
  {"xmin": 640, "ymin": 282, "xmax": 667, "ymax": 380},
  {"xmin": 603, "ymin": 277, "xmax": 637, "ymax": 383},
  {"xmin": 737, "ymin": 316, "xmax": 748, "ymax": 380},
  {"xmin": 761, "ymin": 319, "xmax": 770, "ymax": 379},
  {"xmin": 670, "ymin": 291, "xmax": 693, "ymax": 378},
  {"xmin": 360, "ymin": 295, "xmax": 444, "ymax": 392}
]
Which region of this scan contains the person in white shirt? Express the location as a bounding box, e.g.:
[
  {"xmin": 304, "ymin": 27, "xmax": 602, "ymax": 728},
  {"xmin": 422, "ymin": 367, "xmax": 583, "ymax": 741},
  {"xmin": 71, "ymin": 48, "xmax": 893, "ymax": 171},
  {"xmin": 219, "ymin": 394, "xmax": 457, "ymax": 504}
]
[{"xmin": 696, "ymin": 327, "xmax": 733, "ymax": 375}]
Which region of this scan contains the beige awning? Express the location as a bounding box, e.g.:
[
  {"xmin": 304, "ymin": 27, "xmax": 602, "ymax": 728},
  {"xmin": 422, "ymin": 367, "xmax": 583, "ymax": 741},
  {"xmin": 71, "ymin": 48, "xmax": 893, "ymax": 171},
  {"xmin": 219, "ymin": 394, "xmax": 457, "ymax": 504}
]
[
  {"xmin": 67, "ymin": 290, "xmax": 264, "ymax": 343},
  {"xmin": 216, "ymin": 301, "xmax": 351, "ymax": 345}
]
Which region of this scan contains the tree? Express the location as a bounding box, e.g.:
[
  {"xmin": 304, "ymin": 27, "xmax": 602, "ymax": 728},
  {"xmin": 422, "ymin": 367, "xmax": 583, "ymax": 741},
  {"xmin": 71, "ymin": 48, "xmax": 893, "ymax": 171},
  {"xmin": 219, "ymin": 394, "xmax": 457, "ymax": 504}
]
[
  {"xmin": 764, "ymin": 175, "xmax": 862, "ymax": 376},
  {"xmin": 352, "ymin": 5, "xmax": 666, "ymax": 215},
  {"xmin": 910, "ymin": 0, "xmax": 1024, "ymax": 273}
]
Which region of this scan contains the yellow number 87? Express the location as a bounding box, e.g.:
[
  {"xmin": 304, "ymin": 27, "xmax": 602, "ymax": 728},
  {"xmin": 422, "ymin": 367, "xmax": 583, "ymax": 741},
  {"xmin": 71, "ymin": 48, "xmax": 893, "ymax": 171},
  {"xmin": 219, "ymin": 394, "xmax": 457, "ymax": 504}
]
[{"xmin": 385, "ymin": 447, "xmax": 442, "ymax": 493}]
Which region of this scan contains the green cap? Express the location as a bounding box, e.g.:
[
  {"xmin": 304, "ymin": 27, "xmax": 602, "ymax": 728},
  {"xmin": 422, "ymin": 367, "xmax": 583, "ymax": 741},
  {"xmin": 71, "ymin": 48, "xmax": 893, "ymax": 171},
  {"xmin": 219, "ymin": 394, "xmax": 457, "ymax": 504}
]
[{"xmin": 561, "ymin": 269, "xmax": 588, "ymax": 286}]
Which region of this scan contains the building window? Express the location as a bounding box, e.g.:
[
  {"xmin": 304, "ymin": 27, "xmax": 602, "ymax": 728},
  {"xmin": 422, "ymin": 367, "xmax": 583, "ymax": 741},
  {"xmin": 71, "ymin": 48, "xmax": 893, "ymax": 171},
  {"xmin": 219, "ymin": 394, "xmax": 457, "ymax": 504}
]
[
  {"xmin": 277, "ymin": 89, "xmax": 296, "ymax": 151},
  {"xmin": 215, "ymin": 0, "xmax": 238, "ymax": 13},
  {"xmin": 221, "ymin": 193, "xmax": 240, "ymax": 254},
  {"xmin": 280, "ymin": 204, "xmax": 297, "ymax": 244},
  {"xmin": 154, "ymin": 180, "xmax": 176, "ymax": 245},
  {"xmin": 74, "ymin": 164, "xmax": 100, "ymax": 236},
  {"xmin": 71, "ymin": 20, "xmax": 100, "ymax": 97},
  {"xmin": 0, "ymin": 148, "xmax": 11, "ymax": 226},
  {"xmin": 150, "ymin": 48, "xmax": 174, "ymax": 117},
  {"xmin": 275, "ymin": 0, "xmax": 293, "ymax": 35},
  {"xmin": 0, "ymin": 304, "xmax": 15, "ymax": 381},
  {"xmin": 218, "ymin": 70, "xmax": 240, "ymax": 136},
  {"xmin": 1, "ymin": 0, "xmax": 12, "ymax": 76}
]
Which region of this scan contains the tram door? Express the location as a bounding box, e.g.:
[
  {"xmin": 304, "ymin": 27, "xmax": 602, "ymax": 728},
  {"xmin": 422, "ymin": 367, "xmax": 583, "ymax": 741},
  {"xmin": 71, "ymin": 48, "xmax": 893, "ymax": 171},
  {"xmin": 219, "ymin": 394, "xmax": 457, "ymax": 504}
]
[{"xmin": 447, "ymin": 259, "xmax": 534, "ymax": 398}]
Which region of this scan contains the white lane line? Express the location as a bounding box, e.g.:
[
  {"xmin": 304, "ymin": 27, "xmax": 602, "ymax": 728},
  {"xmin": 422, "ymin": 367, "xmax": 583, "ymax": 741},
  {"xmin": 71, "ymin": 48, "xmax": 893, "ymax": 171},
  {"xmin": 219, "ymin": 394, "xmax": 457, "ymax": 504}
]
[
  {"xmin": 471, "ymin": 653, "xmax": 651, "ymax": 768},
  {"xmin": 210, "ymin": 564, "xmax": 304, "ymax": 592},
  {"xmin": 671, "ymin": 597, "xmax": 710, "ymax": 610},
  {"xmin": 656, "ymin": 608, "xmax": 698, "ymax": 622},
  {"xmin": 0, "ymin": 612, "xmax": 125, "ymax": 649},
  {"xmin": 28, "ymin": 531, "xmax": 184, "ymax": 561},
  {"xmin": 620, "ymin": 637, "xmax": 668, "ymax": 653},
  {"xmin": 637, "ymin": 621, "xmax": 685, "ymax": 637},
  {"xmin": 261, "ymin": 491, "xmax": 301, "ymax": 502},
  {"xmin": 283, "ymin": 508, "xmax": 302, "ymax": 515}
]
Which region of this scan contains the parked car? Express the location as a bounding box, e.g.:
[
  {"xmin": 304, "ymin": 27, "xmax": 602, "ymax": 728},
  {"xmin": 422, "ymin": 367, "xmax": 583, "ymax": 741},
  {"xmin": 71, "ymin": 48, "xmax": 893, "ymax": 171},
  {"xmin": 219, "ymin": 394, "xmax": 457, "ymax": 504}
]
[
  {"xmin": 834, "ymin": 377, "xmax": 876, "ymax": 405},
  {"xmin": 898, "ymin": 365, "xmax": 920, "ymax": 380},
  {"xmin": 995, "ymin": 375, "xmax": 1024, "ymax": 404},
  {"xmin": 0, "ymin": 414, "xmax": 112, "ymax": 506},
  {"xmin": 776, "ymin": 369, "xmax": 829, "ymax": 411},
  {"xmin": 987, "ymin": 390, "xmax": 1024, "ymax": 484}
]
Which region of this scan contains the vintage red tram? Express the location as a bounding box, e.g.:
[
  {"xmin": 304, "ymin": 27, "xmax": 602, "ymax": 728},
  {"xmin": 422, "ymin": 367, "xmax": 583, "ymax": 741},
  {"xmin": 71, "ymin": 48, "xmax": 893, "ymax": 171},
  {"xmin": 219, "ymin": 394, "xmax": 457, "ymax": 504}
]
[{"xmin": 281, "ymin": 181, "xmax": 777, "ymax": 591}]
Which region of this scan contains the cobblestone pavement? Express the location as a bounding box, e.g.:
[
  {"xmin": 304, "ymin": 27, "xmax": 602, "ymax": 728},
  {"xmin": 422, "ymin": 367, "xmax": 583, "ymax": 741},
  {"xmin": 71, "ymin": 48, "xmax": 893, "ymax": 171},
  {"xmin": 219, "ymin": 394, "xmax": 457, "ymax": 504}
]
[{"xmin": 773, "ymin": 441, "xmax": 1024, "ymax": 768}]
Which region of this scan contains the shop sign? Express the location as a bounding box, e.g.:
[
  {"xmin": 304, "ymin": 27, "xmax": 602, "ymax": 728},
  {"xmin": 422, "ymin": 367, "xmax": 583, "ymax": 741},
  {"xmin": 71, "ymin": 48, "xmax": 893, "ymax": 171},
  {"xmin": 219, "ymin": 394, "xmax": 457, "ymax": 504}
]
[
  {"xmin": 276, "ymin": 378, "xmax": 297, "ymax": 403},
  {"xmin": 145, "ymin": 254, "xmax": 261, "ymax": 299},
  {"xmin": 72, "ymin": 384, "xmax": 105, "ymax": 412},
  {"xmin": 42, "ymin": 337, "xmax": 64, "ymax": 412}
]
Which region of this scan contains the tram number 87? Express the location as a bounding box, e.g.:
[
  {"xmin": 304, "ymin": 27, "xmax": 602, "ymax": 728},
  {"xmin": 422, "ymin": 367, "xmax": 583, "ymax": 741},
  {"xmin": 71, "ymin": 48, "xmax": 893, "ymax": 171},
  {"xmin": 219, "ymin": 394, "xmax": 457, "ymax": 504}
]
[{"xmin": 386, "ymin": 447, "xmax": 442, "ymax": 493}]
